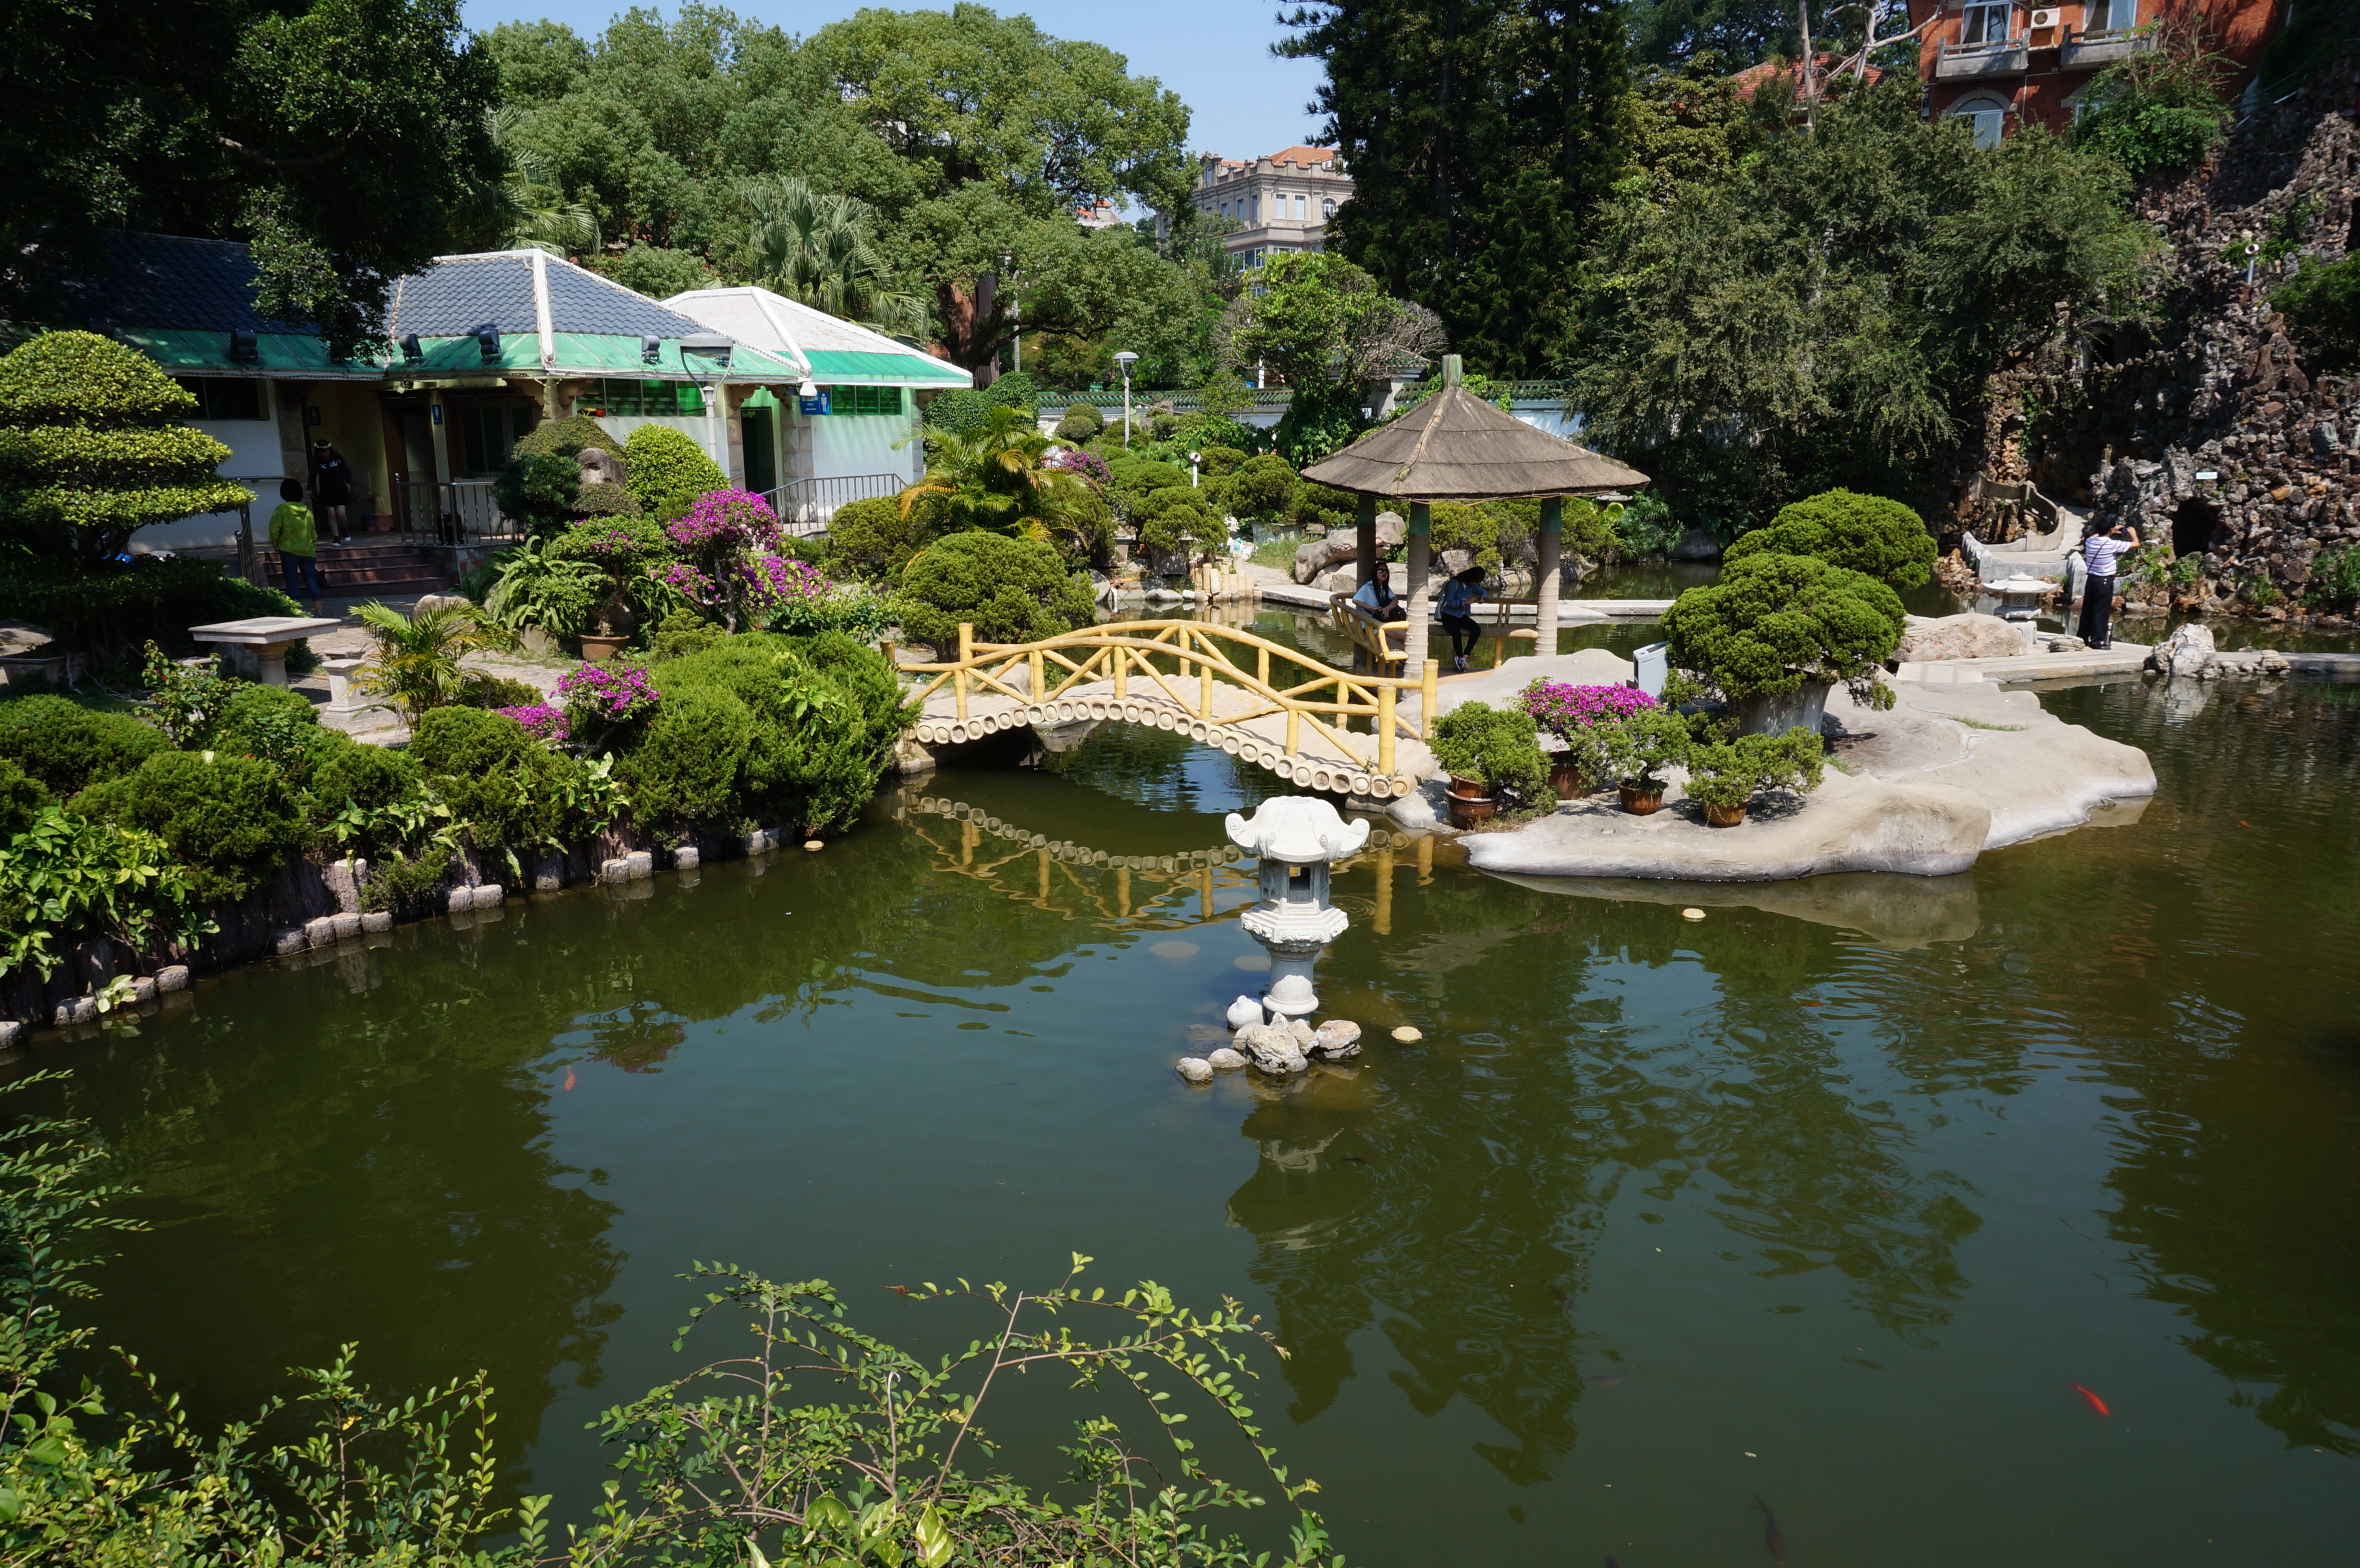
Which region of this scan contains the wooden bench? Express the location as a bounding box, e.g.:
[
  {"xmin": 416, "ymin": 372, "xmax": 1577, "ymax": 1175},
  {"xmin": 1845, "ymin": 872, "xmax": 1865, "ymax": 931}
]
[
  {"xmin": 1330, "ymin": 595, "xmax": 1411, "ymax": 674},
  {"xmin": 1330, "ymin": 594, "xmax": 1543, "ymax": 672}
]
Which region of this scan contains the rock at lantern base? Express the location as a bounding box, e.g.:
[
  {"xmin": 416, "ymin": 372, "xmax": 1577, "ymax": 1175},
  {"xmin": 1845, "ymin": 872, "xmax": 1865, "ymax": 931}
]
[
  {"xmin": 1176, "ymin": 1057, "xmax": 1215, "ymax": 1083},
  {"xmin": 1236, "ymin": 1022, "xmax": 1308, "ymax": 1074},
  {"xmin": 1207, "ymin": 1048, "xmax": 1248, "ymax": 1072},
  {"xmin": 1226, "ymin": 994, "xmax": 1268, "ymax": 1029}
]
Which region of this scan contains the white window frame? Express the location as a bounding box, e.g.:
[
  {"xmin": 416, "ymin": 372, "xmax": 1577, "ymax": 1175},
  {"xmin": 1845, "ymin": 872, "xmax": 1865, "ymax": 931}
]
[
  {"xmin": 1947, "ymin": 95, "xmax": 2010, "ymax": 147},
  {"xmin": 2084, "ymin": 0, "xmax": 2134, "ymax": 34},
  {"xmin": 1958, "ymin": 1, "xmax": 2013, "ymax": 47}
]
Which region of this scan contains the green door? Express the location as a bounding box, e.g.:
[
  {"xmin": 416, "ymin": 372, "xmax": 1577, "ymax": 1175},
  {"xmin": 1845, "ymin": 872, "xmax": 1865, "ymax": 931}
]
[{"xmin": 743, "ymin": 406, "xmax": 776, "ymax": 498}]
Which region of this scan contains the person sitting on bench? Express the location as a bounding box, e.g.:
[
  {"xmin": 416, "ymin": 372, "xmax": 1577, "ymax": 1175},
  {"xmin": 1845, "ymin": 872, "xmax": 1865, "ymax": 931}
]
[
  {"xmin": 1438, "ymin": 566, "xmax": 1490, "ymax": 671},
  {"xmin": 1351, "ymin": 564, "xmax": 1408, "ymax": 622}
]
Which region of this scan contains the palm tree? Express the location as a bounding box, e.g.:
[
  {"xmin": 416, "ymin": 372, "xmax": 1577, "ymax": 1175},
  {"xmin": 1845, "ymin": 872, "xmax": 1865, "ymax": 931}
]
[
  {"xmin": 897, "ymin": 405, "xmax": 1094, "ymax": 542},
  {"xmin": 352, "ymin": 603, "xmax": 490, "ymax": 725},
  {"xmin": 483, "ymin": 107, "xmax": 599, "ymax": 257},
  {"xmin": 737, "ymin": 176, "xmax": 930, "ymax": 342}
]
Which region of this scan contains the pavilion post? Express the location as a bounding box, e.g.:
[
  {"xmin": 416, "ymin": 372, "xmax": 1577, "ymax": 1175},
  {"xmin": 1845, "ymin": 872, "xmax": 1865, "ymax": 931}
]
[
  {"xmin": 1405, "ymin": 500, "xmax": 1432, "ymax": 671},
  {"xmin": 1355, "ymin": 491, "xmax": 1377, "ymax": 588},
  {"xmin": 1536, "ymin": 496, "xmax": 1562, "ymax": 651}
]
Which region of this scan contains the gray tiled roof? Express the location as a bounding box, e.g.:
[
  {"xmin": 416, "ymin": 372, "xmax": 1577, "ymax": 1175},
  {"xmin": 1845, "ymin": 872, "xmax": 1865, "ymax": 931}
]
[
  {"xmin": 54, "ymin": 232, "xmax": 310, "ymax": 333},
  {"xmin": 386, "ymin": 255, "xmax": 538, "ymax": 336},
  {"xmin": 542, "ymin": 257, "xmax": 709, "ymax": 336}
]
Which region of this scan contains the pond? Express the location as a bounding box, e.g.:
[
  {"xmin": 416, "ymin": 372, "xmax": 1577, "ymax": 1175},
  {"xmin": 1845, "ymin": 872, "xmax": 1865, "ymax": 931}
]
[{"xmin": 9, "ymin": 628, "xmax": 2360, "ymax": 1568}]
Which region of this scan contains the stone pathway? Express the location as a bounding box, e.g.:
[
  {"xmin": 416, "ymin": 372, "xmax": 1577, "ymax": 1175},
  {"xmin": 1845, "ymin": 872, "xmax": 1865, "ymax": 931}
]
[{"xmin": 294, "ymin": 603, "xmax": 570, "ymax": 745}]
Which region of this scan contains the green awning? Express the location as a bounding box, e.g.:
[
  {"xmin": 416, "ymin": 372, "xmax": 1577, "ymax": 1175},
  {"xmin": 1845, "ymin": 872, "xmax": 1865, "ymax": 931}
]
[{"xmin": 119, "ymin": 328, "xmax": 808, "ymax": 384}]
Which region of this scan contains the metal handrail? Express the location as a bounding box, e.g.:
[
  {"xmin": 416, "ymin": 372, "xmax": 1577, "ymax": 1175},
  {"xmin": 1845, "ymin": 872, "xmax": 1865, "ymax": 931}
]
[
  {"xmin": 767, "ymin": 473, "xmax": 903, "ymax": 536},
  {"xmin": 898, "ymin": 618, "xmax": 1437, "ymax": 798},
  {"xmin": 387, "ymin": 478, "xmax": 520, "ymax": 548}
]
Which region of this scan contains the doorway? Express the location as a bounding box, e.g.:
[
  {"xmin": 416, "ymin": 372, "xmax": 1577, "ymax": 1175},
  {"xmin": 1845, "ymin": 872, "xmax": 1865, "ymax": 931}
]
[
  {"xmin": 2173, "ymin": 496, "xmax": 2221, "ymax": 556},
  {"xmin": 743, "ymin": 404, "xmax": 776, "ymax": 498}
]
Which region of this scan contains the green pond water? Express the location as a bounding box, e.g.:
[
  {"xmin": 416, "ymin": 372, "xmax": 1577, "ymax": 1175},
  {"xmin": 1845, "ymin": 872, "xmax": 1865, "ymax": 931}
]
[{"xmin": 10, "ymin": 610, "xmax": 2360, "ymax": 1567}]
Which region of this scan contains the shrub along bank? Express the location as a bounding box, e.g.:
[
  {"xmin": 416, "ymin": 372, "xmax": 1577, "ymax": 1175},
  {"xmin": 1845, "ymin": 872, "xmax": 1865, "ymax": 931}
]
[{"xmin": 0, "ymin": 625, "xmax": 918, "ymax": 1029}]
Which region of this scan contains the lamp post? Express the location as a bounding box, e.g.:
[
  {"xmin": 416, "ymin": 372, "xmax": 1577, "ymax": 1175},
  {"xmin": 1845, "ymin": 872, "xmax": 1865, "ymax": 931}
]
[
  {"xmin": 680, "ymin": 332, "xmax": 735, "ymax": 475},
  {"xmin": 1113, "ymin": 350, "xmax": 1138, "ymax": 447},
  {"xmin": 1189, "ymin": 450, "xmax": 1201, "ymax": 488}
]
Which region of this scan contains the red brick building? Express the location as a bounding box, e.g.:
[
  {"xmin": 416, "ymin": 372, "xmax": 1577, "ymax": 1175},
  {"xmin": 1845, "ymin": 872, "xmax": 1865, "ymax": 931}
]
[{"xmin": 1903, "ymin": 0, "xmax": 2283, "ymax": 146}]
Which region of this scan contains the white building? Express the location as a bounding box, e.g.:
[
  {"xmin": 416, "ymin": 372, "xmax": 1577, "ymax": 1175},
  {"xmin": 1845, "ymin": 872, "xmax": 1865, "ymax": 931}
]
[{"xmin": 1176, "ymin": 146, "xmax": 1353, "ymax": 266}]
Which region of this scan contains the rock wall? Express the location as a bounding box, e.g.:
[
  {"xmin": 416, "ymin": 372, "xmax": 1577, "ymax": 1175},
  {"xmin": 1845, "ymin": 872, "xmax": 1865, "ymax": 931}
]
[{"xmin": 2043, "ymin": 57, "xmax": 2360, "ymax": 619}]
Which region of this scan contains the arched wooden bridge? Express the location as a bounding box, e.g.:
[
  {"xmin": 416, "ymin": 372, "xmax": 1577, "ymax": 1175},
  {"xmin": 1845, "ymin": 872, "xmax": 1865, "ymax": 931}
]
[{"xmin": 899, "ymin": 620, "xmax": 1438, "ymax": 799}]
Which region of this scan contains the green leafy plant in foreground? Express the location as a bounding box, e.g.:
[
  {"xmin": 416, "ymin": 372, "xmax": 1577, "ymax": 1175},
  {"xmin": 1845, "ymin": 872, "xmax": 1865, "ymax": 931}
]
[
  {"xmin": 0, "ymin": 806, "xmax": 215, "ymax": 980},
  {"xmin": 0, "ymin": 1073, "xmax": 1339, "ymax": 1567}
]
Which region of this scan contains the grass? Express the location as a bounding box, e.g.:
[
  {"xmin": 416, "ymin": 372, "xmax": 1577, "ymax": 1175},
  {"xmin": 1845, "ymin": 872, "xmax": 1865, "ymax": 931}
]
[
  {"xmin": 1955, "ymin": 717, "xmax": 2027, "ymax": 732},
  {"xmin": 1247, "ymin": 536, "xmax": 1300, "ymax": 571}
]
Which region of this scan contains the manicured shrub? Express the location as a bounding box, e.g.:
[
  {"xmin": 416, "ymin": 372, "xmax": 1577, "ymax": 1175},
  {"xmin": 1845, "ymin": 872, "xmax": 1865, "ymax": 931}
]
[
  {"xmin": 925, "ymin": 389, "xmax": 993, "ymax": 434},
  {"xmin": 823, "ymin": 494, "xmax": 930, "ymax": 581},
  {"xmin": 894, "ymin": 532, "xmax": 1095, "ymax": 655},
  {"xmin": 616, "ymin": 683, "xmax": 754, "ymax": 829},
  {"xmin": 1107, "ymin": 455, "xmax": 1187, "ymax": 499},
  {"xmin": 1684, "ymin": 728, "xmax": 1827, "ymax": 812},
  {"xmin": 1131, "ymin": 487, "xmax": 1224, "ymax": 569},
  {"xmin": 491, "ymin": 450, "xmax": 583, "ymax": 536},
  {"xmin": 1291, "ymin": 480, "xmax": 1356, "ymax": 532},
  {"xmin": 1722, "ymin": 489, "xmax": 1936, "ymax": 589},
  {"xmin": 73, "ymin": 749, "xmax": 301, "ymax": 901},
  {"xmin": 208, "ymin": 681, "xmax": 333, "ymax": 786},
  {"xmin": 548, "ymin": 515, "xmax": 680, "ymax": 634},
  {"xmin": 0, "ymin": 756, "xmax": 51, "ymax": 839},
  {"xmin": 1053, "ymin": 402, "xmax": 1105, "ymax": 441},
  {"xmin": 303, "ymin": 741, "xmax": 422, "ymax": 824},
  {"xmin": 0, "ymin": 555, "xmax": 303, "ymax": 656},
  {"xmin": 1661, "ymin": 552, "xmax": 1906, "ymax": 700},
  {"xmin": 624, "ymin": 424, "xmax": 726, "ymax": 521},
  {"xmin": 1222, "ymin": 454, "xmax": 1299, "ymax": 521},
  {"xmin": 1430, "ymin": 700, "xmax": 1550, "ymax": 805},
  {"xmin": 0, "ymin": 331, "xmax": 251, "ymax": 567},
  {"xmin": 1598, "ymin": 707, "xmax": 1694, "ymax": 792},
  {"xmin": 0, "ymin": 695, "xmax": 166, "ymax": 796},
  {"xmin": 511, "ymin": 414, "xmax": 618, "ymax": 461},
  {"xmin": 408, "ymin": 706, "xmax": 571, "ymax": 860}
]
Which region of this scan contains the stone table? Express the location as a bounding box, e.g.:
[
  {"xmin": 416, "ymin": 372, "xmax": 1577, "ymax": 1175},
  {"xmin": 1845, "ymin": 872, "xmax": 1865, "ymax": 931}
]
[{"xmin": 187, "ymin": 616, "xmax": 343, "ymax": 686}]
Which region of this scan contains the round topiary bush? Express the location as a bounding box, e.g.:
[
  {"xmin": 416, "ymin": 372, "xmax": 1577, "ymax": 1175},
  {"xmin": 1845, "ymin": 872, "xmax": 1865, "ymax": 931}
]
[
  {"xmin": 617, "ymin": 682, "xmax": 754, "ymax": 830},
  {"xmin": 1429, "ymin": 700, "xmax": 1550, "ymax": 805},
  {"xmin": 511, "ymin": 415, "xmax": 618, "ymax": 460},
  {"xmin": 301, "ymin": 741, "xmax": 422, "ymax": 844},
  {"xmin": 925, "ymin": 389, "xmax": 993, "ymax": 434},
  {"xmin": 894, "ymin": 532, "xmax": 1095, "ymax": 655},
  {"xmin": 1132, "ymin": 487, "xmax": 1224, "ymax": 565},
  {"xmin": 1661, "ymin": 552, "xmax": 1906, "ymax": 701},
  {"xmin": 1722, "ymin": 489, "xmax": 1936, "ymax": 589},
  {"xmin": 0, "ymin": 755, "xmax": 52, "ymax": 839},
  {"xmin": 0, "ymin": 695, "xmax": 167, "ymax": 796},
  {"xmin": 1222, "ymin": 454, "xmax": 1299, "ymax": 521},
  {"xmin": 492, "ymin": 450, "xmax": 584, "ymax": 536},
  {"xmin": 624, "ymin": 425, "xmax": 727, "ymax": 522},
  {"xmin": 1053, "ymin": 402, "xmax": 1105, "ymax": 441}
]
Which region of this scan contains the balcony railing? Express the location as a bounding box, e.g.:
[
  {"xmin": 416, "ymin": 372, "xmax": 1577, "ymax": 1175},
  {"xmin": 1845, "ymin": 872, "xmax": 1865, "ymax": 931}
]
[
  {"xmin": 768, "ymin": 473, "xmax": 904, "ymax": 536},
  {"xmin": 1935, "ymin": 34, "xmax": 2029, "ymax": 78},
  {"xmin": 2059, "ymin": 25, "xmax": 2154, "ymax": 70}
]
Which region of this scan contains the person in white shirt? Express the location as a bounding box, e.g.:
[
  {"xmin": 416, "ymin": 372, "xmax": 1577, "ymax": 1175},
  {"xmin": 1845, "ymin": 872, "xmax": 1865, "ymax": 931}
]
[
  {"xmin": 1351, "ymin": 564, "xmax": 1407, "ymax": 622},
  {"xmin": 2075, "ymin": 520, "xmax": 2139, "ymax": 649}
]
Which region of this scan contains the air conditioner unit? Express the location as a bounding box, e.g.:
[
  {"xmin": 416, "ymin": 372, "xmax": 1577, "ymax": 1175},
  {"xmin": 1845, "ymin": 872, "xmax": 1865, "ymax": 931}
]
[{"xmin": 2030, "ymin": 8, "xmax": 2059, "ymax": 26}]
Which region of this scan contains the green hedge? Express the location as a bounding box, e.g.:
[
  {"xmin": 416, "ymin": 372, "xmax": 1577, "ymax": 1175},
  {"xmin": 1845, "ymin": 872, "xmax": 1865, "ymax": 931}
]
[
  {"xmin": 408, "ymin": 707, "xmax": 574, "ymax": 861},
  {"xmin": 0, "ymin": 556, "xmax": 305, "ymax": 656},
  {"xmin": 624, "ymin": 424, "xmax": 725, "ymax": 522},
  {"xmin": 0, "ymin": 695, "xmax": 167, "ymax": 796},
  {"xmin": 73, "ymin": 750, "xmax": 302, "ymax": 902},
  {"xmin": 0, "ymin": 757, "xmax": 49, "ymax": 839}
]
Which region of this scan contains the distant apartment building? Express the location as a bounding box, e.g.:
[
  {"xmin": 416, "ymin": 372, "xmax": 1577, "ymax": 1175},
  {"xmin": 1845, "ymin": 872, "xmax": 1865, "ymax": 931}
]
[
  {"xmin": 1904, "ymin": 0, "xmax": 2282, "ymax": 146},
  {"xmin": 1173, "ymin": 146, "xmax": 1353, "ymax": 265}
]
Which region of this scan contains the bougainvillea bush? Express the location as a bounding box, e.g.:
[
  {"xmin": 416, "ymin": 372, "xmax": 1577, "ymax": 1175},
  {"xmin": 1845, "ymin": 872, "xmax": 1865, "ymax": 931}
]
[
  {"xmin": 556, "ymin": 663, "xmax": 661, "ymax": 751},
  {"xmin": 1519, "ymin": 680, "xmax": 1658, "ymax": 787},
  {"xmin": 494, "ymin": 703, "xmax": 571, "ymax": 747}
]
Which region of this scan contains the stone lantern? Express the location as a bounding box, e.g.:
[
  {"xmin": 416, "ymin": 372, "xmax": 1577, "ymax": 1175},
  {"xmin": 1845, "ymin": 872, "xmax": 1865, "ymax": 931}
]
[{"xmin": 1225, "ymin": 796, "xmax": 1368, "ymax": 1019}]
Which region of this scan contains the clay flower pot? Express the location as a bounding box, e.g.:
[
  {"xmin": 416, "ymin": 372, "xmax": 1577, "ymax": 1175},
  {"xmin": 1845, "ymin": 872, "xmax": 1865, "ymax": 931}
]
[
  {"xmin": 1445, "ymin": 775, "xmax": 1497, "ymax": 827},
  {"xmin": 1619, "ymin": 781, "xmax": 1666, "ymax": 815},
  {"xmin": 578, "ymin": 633, "xmax": 629, "ymax": 664},
  {"xmin": 1703, "ymin": 800, "xmax": 1748, "ymax": 828},
  {"xmin": 1549, "ymin": 751, "xmax": 1586, "ymax": 799}
]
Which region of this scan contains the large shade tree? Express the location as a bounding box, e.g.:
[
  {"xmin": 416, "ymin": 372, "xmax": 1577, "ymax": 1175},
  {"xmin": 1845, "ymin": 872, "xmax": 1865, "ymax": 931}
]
[{"xmin": 5, "ymin": 0, "xmax": 499, "ymax": 343}]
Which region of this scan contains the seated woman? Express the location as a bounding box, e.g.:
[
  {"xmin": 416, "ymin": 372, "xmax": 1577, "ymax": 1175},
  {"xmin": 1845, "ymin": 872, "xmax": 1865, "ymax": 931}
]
[
  {"xmin": 1350, "ymin": 564, "xmax": 1408, "ymax": 622},
  {"xmin": 1436, "ymin": 565, "xmax": 1489, "ymax": 672}
]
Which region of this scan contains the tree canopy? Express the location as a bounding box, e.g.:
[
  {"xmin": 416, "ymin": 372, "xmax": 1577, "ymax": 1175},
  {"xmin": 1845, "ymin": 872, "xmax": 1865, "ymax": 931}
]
[{"xmin": 7, "ymin": 0, "xmax": 498, "ymax": 343}]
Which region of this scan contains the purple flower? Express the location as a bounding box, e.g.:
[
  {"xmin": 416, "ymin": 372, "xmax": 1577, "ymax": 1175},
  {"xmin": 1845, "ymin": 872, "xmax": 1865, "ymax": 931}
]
[
  {"xmin": 556, "ymin": 663, "xmax": 662, "ymax": 725},
  {"xmin": 1520, "ymin": 681, "xmax": 1656, "ymax": 743},
  {"xmin": 1044, "ymin": 445, "xmax": 1111, "ymax": 485},
  {"xmin": 656, "ymin": 561, "xmax": 717, "ymax": 602},
  {"xmin": 669, "ymin": 489, "xmax": 782, "ymax": 554},
  {"xmin": 737, "ymin": 554, "xmax": 828, "ymax": 611},
  {"xmin": 496, "ymin": 703, "xmax": 572, "ymax": 745}
]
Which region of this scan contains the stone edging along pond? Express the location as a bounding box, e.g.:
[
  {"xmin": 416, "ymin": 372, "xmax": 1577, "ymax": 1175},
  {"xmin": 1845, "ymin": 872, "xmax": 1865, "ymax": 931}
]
[{"xmin": 0, "ymin": 816, "xmax": 829, "ymax": 1048}]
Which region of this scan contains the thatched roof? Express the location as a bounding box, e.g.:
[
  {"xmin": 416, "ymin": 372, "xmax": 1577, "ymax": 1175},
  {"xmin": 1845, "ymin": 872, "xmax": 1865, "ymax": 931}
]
[{"xmin": 1302, "ymin": 368, "xmax": 1649, "ymax": 501}]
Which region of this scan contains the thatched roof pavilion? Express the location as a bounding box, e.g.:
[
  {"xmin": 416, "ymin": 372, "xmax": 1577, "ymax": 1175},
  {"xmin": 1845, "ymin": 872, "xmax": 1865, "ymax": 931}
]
[{"xmin": 1300, "ymin": 356, "xmax": 1650, "ymax": 666}]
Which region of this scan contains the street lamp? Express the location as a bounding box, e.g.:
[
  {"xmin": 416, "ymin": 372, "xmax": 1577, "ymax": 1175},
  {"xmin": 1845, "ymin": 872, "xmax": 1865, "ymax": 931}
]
[
  {"xmin": 1189, "ymin": 450, "xmax": 1202, "ymax": 488},
  {"xmin": 1113, "ymin": 350, "xmax": 1139, "ymax": 447}
]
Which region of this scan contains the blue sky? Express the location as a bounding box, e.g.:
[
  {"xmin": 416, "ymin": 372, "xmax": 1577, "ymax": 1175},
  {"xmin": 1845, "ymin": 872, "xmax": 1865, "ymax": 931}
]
[{"xmin": 457, "ymin": 0, "xmax": 1331, "ymax": 170}]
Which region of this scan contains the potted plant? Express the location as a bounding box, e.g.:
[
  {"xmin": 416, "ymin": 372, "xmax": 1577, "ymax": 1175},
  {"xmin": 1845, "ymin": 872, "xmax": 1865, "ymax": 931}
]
[
  {"xmin": 1660, "ymin": 553, "xmax": 1905, "ymax": 735},
  {"xmin": 1430, "ymin": 701, "xmax": 1551, "ymax": 827},
  {"xmin": 1598, "ymin": 707, "xmax": 1693, "ymax": 815},
  {"xmin": 1519, "ymin": 679, "xmax": 1657, "ymax": 798},
  {"xmin": 545, "ymin": 516, "xmax": 678, "ymax": 662},
  {"xmin": 1682, "ymin": 728, "xmax": 1829, "ymax": 826}
]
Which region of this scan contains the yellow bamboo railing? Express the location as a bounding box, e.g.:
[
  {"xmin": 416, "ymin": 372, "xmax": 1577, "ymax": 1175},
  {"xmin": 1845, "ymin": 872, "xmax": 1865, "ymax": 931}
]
[{"xmin": 899, "ymin": 620, "xmax": 1438, "ymax": 798}]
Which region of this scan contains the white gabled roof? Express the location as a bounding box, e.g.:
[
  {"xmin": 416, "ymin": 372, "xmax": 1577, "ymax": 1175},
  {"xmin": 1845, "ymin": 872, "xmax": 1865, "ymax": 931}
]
[{"xmin": 662, "ymin": 286, "xmax": 972, "ymax": 389}]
